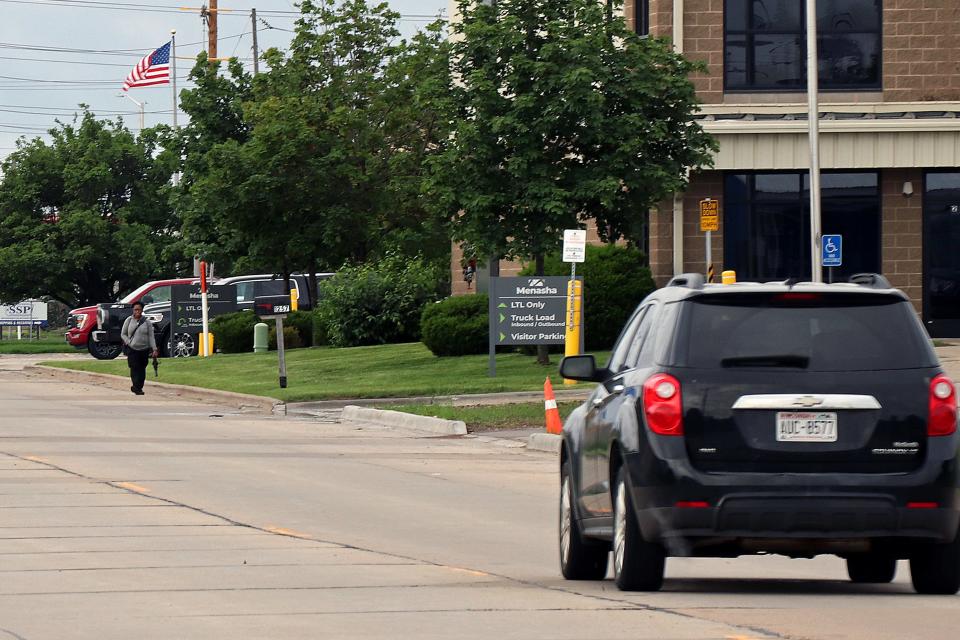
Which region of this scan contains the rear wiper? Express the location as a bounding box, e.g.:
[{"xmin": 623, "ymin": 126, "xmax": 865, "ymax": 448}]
[{"xmin": 721, "ymin": 354, "xmax": 810, "ymax": 368}]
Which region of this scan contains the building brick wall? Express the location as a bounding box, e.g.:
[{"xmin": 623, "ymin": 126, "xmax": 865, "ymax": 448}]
[
  {"xmin": 647, "ymin": 171, "xmax": 725, "ymax": 285},
  {"xmin": 683, "ymin": 0, "xmax": 724, "ymax": 104},
  {"xmin": 884, "ymin": 1, "xmax": 960, "ymax": 102},
  {"xmin": 649, "ymin": 0, "xmax": 674, "ymax": 38},
  {"xmin": 881, "ymin": 168, "xmax": 923, "ymax": 312}
]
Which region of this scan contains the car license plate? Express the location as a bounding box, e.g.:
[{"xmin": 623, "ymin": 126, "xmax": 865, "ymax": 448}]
[{"xmin": 776, "ymin": 412, "xmax": 838, "ymax": 442}]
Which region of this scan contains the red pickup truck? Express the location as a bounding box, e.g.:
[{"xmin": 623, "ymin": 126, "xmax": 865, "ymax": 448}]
[{"xmin": 65, "ymin": 278, "xmax": 197, "ymax": 359}]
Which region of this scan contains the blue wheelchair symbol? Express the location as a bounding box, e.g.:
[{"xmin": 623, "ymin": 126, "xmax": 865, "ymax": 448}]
[{"xmin": 821, "ymin": 235, "xmax": 842, "ymax": 268}]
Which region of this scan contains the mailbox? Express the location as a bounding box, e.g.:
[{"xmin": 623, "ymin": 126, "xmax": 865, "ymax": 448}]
[{"xmin": 254, "ymin": 294, "xmax": 292, "ymax": 319}]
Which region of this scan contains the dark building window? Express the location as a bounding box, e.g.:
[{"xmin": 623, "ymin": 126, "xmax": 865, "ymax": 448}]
[
  {"xmin": 635, "ymin": 0, "xmax": 649, "ymax": 36},
  {"xmin": 724, "ymin": 172, "xmax": 880, "ymax": 281},
  {"xmin": 725, "ymin": 0, "xmax": 881, "ymax": 91}
]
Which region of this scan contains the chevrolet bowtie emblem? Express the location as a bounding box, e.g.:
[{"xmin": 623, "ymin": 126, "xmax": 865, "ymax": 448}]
[{"xmin": 792, "ymin": 395, "xmax": 824, "ymax": 408}]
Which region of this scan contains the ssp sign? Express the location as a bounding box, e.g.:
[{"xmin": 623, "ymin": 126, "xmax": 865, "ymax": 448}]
[{"xmin": 254, "ymin": 294, "xmax": 292, "ymax": 318}]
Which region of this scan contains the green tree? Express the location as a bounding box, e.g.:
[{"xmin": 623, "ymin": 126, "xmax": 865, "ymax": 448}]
[
  {"xmin": 174, "ymin": 54, "xmax": 256, "ymax": 275},
  {"xmin": 0, "ymin": 111, "xmax": 180, "ymax": 308},
  {"xmin": 429, "ymin": 0, "xmax": 716, "ymax": 264},
  {"xmin": 177, "ymin": 1, "xmax": 455, "ymax": 297}
]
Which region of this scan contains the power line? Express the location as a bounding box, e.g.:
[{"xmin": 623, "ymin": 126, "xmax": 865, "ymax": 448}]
[{"xmin": 0, "ymin": 0, "xmax": 443, "ymax": 19}]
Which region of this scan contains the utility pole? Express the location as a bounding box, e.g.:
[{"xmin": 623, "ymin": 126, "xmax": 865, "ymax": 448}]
[
  {"xmin": 208, "ymin": 0, "xmax": 218, "ymax": 61},
  {"xmin": 807, "ymin": 0, "xmax": 823, "ymax": 283},
  {"xmin": 251, "ymin": 8, "xmax": 259, "ymax": 75}
]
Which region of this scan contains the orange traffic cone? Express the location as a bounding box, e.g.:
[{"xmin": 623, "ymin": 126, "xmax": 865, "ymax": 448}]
[{"xmin": 545, "ymin": 377, "xmax": 563, "ymax": 435}]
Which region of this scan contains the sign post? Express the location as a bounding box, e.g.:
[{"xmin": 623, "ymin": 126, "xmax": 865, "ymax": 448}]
[
  {"xmin": 488, "ymin": 276, "xmax": 579, "ymax": 378},
  {"xmin": 199, "ymin": 260, "xmax": 210, "ymax": 357},
  {"xmin": 821, "ymin": 234, "xmax": 842, "ymax": 283},
  {"xmin": 255, "ymin": 294, "xmax": 292, "ymax": 389},
  {"xmin": 562, "ymin": 229, "xmax": 586, "ymax": 385},
  {"xmin": 700, "ymin": 198, "xmax": 719, "ymax": 282}
]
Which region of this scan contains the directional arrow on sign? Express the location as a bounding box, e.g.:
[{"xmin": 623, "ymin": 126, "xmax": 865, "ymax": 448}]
[
  {"xmin": 498, "ymin": 303, "xmax": 506, "ymax": 309},
  {"xmin": 499, "ymin": 313, "xmax": 505, "ymax": 323},
  {"xmin": 499, "ymin": 332, "xmax": 505, "ymax": 341}
]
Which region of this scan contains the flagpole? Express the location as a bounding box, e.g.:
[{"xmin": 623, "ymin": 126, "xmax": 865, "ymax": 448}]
[
  {"xmin": 170, "ymin": 29, "xmax": 180, "ymax": 188},
  {"xmin": 171, "ymin": 30, "xmax": 178, "ymax": 131}
]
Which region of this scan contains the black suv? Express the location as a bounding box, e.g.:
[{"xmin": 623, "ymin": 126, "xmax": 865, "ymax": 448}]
[{"xmin": 558, "ymin": 273, "xmax": 960, "ymax": 594}]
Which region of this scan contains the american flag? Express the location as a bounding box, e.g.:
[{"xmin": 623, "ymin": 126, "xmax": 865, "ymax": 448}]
[{"xmin": 122, "ymin": 41, "xmax": 171, "ymax": 91}]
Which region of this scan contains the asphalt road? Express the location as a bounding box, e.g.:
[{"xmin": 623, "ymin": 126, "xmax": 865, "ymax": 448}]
[{"xmin": 0, "ymin": 354, "xmax": 958, "ymax": 639}]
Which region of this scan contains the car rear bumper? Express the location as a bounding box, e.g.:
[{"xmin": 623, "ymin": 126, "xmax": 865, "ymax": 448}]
[{"xmin": 625, "ymin": 451, "xmax": 960, "ymax": 546}]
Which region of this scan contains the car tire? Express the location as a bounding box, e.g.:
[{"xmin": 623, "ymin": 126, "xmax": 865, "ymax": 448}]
[
  {"xmin": 612, "ymin": 466, "xmax": 665, "ymax": 591},
  {"xmin": 846, "ymin": 555, "xmax": 896, "ymax": 583},
  {"xmin": 559, "ymin": 461, "xmax": 608, "ymax": 580},
  {"xmin": 87, "ymin": 337, "xmax": 121, "ymax": 360},
  {"xmin": 910, "ymin": 531, "xmax": 960, "ymax": 595}
]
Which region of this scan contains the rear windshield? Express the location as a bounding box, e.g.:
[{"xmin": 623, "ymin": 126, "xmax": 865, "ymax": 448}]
[{"xmin": 676, "ymin": 293, "xmax": 937, "ymax": 371}]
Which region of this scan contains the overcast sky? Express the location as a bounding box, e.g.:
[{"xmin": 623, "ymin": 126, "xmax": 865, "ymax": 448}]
[{"xmin": 0, "ymin": 0, "xmax": 448, "ymax": 162}]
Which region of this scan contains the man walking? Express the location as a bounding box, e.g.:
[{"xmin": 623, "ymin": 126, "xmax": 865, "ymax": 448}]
[{"xmin": 121, "ymin": 301, "xmax": 159, "ymax": 396}]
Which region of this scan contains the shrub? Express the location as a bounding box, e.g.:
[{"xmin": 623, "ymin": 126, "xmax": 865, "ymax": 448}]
[
  {"xmin": 210, "ymin": 310, "xmax": 311, "ymax": 353},
  {"xmin": 315, "ymin": 253, "xmax": 445, "ymax": 347},
  {"xmin": 421, "ymin": 294, "xmax": 488, "ymax": 357},
  {"xmin": 210, "ymin": 311, "xmax": 258, "ymax": 354},
  {"xmin": 311, "ymin": 309, "xmax": 330, "ymax": 346},
  {"xmin": 285, "ymin": 310, "xmax": 314, "ymax": 347},
  {"xmin": 520, "ymin": 244, "xmax": 655, "ymax": 350},
  {"xmin": 269, "ymin": 325, "xmax": 302, "ymax": 350}
]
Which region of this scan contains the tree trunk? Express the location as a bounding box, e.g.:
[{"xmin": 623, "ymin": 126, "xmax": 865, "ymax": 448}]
[
  {"xmin": 308, "ymin": 267, "xmax": 320, "ymax": 311},
  {"xmin": 535, "ymin": 253, "xmax": 550, "ymax": 366}
]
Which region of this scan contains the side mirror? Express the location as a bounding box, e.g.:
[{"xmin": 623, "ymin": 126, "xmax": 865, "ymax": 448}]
[{"xmin": 559, "ymin": 355, "xmax": 605, "ymax": 382}]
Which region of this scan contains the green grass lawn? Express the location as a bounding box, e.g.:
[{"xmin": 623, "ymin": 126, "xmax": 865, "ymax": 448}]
[
  {"xmin": 0, "ymin": 331, "xmax": 76, "ymax": 354},
  {"xmin": 43, "ymin": 343, "xmax": 608, "ymax": 403},
  {"xmin": 384, "ymin": 401, "xmax": 580, "ymax": 432}
]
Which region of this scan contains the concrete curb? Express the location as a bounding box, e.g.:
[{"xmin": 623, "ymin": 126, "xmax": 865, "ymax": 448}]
[
  {"xmin": 527, "ymin": 433, "xmax": 562, "ymax": 454},
  {"xmin": 24, "ymin": 365, "xmax": 284, "ymax": 414},
  {"xmin": 341, "ymin": 405, "xmax": 467, "ymax": 436},
  {"xmin": 287, "ymin": 388, "xmax": 591, "ymax": 413}
]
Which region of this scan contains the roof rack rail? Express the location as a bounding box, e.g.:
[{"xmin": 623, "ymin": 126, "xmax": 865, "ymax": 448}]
[
  {"xmin": 849, "ymin": 273, "xmax": 892, "ymax": 289},
  {"xmin": 667, "ymin": 273, "xmax": 705, "ymax": 290}
]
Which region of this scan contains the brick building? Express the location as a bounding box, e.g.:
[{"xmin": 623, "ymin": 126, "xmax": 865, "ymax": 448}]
[{"xmin": 450, "ymin": 1, "xmax": 960, "ymax": 337}]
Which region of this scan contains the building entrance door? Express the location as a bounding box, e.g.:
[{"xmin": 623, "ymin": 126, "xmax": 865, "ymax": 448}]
[{"xmin": 923, "ymin": 172, "xmax": 960, "ymax": 338}]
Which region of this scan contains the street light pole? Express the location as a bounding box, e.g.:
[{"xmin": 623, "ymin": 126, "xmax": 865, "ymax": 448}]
[
  {"xmin": 807, "ymin": 0, "xmax": 823, "ymax": 283},
  {"xmin": 120, "ymin": 93, "xmax": 145, "ymax": 132}
]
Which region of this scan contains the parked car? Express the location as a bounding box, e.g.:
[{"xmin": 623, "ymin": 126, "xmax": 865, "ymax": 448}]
[
  {"xmin": 557, "ymin": 273, "xmax": 960, "ymax": 595},
  {"xmin": 143, "ymin": 273, "xmax": 334, "ymax": 357},
  {"xmin": 65, "ymin": 278, "xmax": 197, "ymax": 360}
]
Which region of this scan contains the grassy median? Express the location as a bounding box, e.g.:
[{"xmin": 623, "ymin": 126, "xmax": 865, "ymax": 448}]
[
  {"xmin": 383, "ymin": 401, "xmax": 579, "ymax": 432},
  {"xmin": 42, "ymin": 343, "xmax": 607, "ymax": 403},
  {"xmin": 0, "ymin": 331, "xmax": 76, "ymax": 354}
]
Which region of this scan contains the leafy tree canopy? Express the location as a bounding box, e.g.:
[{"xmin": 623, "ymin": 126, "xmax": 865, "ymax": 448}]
[
  {"xmin": 177, "ymin": 0, "xmax": 455, "ymax": 293},
  {"xmin": 0, "ymin": 111, "xmax": 180, "ymax": 308},
  {"xmin": 428, "ymin": 0, "xmax": 718, "ymax": 265}
]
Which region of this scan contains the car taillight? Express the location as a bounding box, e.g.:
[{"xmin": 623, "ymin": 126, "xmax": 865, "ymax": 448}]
[
  {"xmin": 928, "ymin": 374, "xmax": 957, "ymax": 437},
  {"xmin": 642, "ymin": 373, "xmax": 683, "ymax": 436}
]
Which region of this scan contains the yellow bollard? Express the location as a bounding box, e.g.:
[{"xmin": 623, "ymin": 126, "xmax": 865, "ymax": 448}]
[
  {"xmin": 290, "ymin": 288, "xmax": 299, "ymax": 311},
  {"xmin": 199, "ymin": 332, "xmax": 215, "ymax": 357},
  {"xmin": 721, "ymin": 270, "xmax": 737, "ymax": 285},
  {"xmin": 564, "ymin": 279, "xmax": 583, "ymax": 385}
]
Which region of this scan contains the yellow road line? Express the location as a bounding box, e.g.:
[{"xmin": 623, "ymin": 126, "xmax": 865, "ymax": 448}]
[
  {"xmin": 115, "ymin": 482, "xmax": 151, "ymax": 494},
  {"xmin": 265, "ymin": 526, "xmax": 314, "ymax": 540}
]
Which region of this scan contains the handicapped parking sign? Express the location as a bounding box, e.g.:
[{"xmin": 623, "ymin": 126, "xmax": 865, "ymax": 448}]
[{"xmin": 821, "ymin": 234, "xmax": 842, "ymax": 268}]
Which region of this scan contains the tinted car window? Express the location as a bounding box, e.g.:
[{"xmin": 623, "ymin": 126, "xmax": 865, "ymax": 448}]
[
  {"xmin": 625, "ymin": 303, "xmax": 660, "ymax": 368},
  {"xmin": 607, "ymin": 307, "xmax": 646, "ymax": 373},
  {"xmin": 147, "ymin": 286, "xmax": 171, "ymax": 304},
  {"xmin": 677, "ymin": 293, "xmax": 936, "ymax": 371}
]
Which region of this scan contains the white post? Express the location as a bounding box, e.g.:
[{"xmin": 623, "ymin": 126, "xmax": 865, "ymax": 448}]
[
  {"xmin": 807, "ymin": 0, "xmax": 822, "ymax": 283},
  {"xmin": 706, "ymin": 230, "xmax": 713, "ymax": 282},
  {"xmin": 170, "ymin": 30, "xmax": 181, "ymax": 188},
  {"xmin": 120, "ymin": 93, "xmax": 145, "ymax": 132}
]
